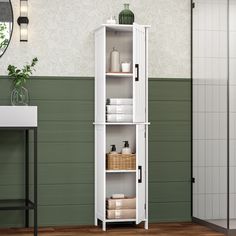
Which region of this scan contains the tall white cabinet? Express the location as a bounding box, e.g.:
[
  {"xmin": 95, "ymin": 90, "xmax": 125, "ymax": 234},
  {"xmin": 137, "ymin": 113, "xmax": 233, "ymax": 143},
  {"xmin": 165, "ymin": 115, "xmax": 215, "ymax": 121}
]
[{"xmin": 94, "ymin": 23, "xmax": 150, "ymax": 231}]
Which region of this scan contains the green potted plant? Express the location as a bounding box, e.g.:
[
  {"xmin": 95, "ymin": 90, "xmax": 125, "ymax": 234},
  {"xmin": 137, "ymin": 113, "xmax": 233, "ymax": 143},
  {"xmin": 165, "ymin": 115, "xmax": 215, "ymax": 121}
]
[{"xmin": 7, "ymin": 57, "xmax": 38, "ymax": 106}]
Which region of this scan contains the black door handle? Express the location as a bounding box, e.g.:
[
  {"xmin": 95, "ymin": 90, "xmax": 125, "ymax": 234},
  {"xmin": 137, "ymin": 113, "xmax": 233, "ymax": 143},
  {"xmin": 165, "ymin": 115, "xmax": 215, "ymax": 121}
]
[
  {"xmin": 135, "ymin": 64, "xmax": 139, "ymax": 81},
  {"xmin": 138, "ymin": 166, "xmax": 142, "ymax": 183}
]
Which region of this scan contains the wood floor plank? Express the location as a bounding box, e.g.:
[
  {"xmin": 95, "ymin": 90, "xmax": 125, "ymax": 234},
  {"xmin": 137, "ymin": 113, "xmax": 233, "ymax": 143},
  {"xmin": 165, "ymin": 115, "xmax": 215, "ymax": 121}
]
[{"xmin": 0, "ymin": 223, "xmax": 224, "ymax": 236}]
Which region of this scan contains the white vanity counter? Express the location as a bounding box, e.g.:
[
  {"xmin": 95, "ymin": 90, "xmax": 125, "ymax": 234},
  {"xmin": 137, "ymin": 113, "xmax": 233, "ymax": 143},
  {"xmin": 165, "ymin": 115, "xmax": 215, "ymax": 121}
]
[{"xmin": 0, "ymin": 106, "xmax": 37, "ymax": 127}]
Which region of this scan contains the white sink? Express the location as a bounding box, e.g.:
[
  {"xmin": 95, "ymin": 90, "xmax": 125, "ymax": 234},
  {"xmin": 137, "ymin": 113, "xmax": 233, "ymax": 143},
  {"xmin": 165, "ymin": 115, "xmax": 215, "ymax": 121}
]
[{"xmin": 0, "ymin": 106, "xmax": 37, "ymax": 127}]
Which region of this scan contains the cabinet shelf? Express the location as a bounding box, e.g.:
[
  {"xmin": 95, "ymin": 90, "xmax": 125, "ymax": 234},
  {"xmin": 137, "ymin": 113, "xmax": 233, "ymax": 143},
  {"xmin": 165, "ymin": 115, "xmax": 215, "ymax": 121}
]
[
  {"xmin": 93, "ymin": 122, "xmax": 150, "ymax": 125},
  {"xmin": 106, "ymin": 170, "xmax": 136, "ymax": 173},
  {"xmin": 106, "ymin": 219, "xmax": 136, "ymax": 223},
  {"xmin": 0, "ymin": 199, "xmax": 35, "ymax": 211},
  {"xmin": 106, "ymin": 72, "xmax": 133, "ymax": 78}
]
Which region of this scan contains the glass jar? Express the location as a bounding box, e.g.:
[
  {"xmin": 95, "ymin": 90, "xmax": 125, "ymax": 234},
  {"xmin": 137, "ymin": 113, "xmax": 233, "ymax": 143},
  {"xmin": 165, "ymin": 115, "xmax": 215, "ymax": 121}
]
[
  {"xmin": 11, "ymin": 85, "xmax": 29, "ymax": 106},
  {"xmin": 119, "ymin": 4, "xmax": 134, "ymax": 25}
]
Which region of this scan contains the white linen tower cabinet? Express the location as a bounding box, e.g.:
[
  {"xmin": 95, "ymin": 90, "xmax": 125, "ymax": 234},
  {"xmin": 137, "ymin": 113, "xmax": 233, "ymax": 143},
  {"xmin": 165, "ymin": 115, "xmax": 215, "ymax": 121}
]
[{"xmin": 94, "ymin": 23, "xmax": 150, "ymax": 231}]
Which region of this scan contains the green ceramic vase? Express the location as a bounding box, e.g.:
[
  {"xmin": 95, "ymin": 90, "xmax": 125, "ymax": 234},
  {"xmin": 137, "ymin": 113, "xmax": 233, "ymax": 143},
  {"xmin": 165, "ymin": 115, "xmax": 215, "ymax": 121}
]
[{"xmin": 119, "ymin": 4, "xmax": 134, "ymax": 25}]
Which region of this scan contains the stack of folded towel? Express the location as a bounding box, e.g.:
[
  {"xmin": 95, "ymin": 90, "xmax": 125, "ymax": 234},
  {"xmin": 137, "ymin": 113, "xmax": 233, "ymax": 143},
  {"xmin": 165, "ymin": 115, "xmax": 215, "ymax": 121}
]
[{"xmin": 106, "ymin": 98, "xmax": 133, "ymax": 122}]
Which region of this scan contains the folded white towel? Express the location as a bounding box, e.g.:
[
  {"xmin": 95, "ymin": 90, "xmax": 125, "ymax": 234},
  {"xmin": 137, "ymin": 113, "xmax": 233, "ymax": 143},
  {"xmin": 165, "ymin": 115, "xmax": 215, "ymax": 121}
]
[
  {"xmin": 106, "ymin": 105, "xmax": 133, "ymax": 114},
  {"xmin": 107, "ymin": 114, "xmax": 133, "ymax": 122},
  {"xmin": 107, "ymin": 98, "xmax": 133, "ymax": 105}
]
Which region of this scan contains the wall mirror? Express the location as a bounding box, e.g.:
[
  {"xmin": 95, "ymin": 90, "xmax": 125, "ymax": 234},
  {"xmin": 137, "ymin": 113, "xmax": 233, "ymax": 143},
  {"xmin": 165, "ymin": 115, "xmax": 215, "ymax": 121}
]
[{"xmin": 0, "ymin": 0, "xmax": 13, "ymax": 58}]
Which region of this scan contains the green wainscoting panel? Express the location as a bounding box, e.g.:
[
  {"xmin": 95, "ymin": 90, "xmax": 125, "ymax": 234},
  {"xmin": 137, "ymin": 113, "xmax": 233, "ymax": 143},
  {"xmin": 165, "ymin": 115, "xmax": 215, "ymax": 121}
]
[
  {"xmin": 32, "ymin": 143, "xmax": 94, "ymax": 163},
  {"xmin": 149, "ymin": 121, "xmax": 191, "ymax": 142},
  {"xmin": 0, "ymin": 212, "xmax": 24, "ymax": 228},
  {"xmin": 36, "ymin": 184, "xmax": 94, "ymax": 205},
  {"xmin": 149, "ymin": 202, "xmax": 191, "ymax": 222},
  {"xmin": 149, "ymin": 78, "xmax": 191, "ymax": 223},
  {"xmin": 0, "ymin": 77, "xmax": 94, "ymax": 101},
  {"xmin": 149, "ymin": 182, "xmax": 191, "ymax": 202},
  {"xmin": 0, "ymin": 77, "xmax": 191, "ymax": 227},
  {"xmin": 149, "ymin": 162, "xmax": 191, "ymax": 182},
  {"xmin": 149, "ymin": 101, "xmax": 191, "ymax": 121},
  {"xmin": 149, "ymin": 79, "xmax": 191, "ymax": 101},
  {"xmin": 149, "ymin": 141, "xmax": 191, "ymax": 162},
  {"xmin": 0, "ymin": 131, "xmax": 24, "ymax": 162},
  {"xmin": 0, "ymin": 185, "xmax": 24, "ymax": 199},
  {"xmin": 37, "ymin": 163, "xmax": 93, "ymax": 184},
  {"xmin": 35, "ymin": 121, "xmax": 93, "ymax": 143},
  {"xmin": 33, "ymin": 205, "xmax": 94, "ymax": 226},
  {"xmin": 0, "ymin": 163, "xmax": 24, "ymax": 185},
  {"xmin": 34, "ymin": 101, "xmax": 94, "ymax": 121}
]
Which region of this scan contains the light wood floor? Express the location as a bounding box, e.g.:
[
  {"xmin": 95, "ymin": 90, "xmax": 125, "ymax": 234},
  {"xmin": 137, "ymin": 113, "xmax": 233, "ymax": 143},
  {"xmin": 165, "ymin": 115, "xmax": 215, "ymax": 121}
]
[{"xmin": 0, "ymin": 223, "xmax": 225, "ymax": 236}]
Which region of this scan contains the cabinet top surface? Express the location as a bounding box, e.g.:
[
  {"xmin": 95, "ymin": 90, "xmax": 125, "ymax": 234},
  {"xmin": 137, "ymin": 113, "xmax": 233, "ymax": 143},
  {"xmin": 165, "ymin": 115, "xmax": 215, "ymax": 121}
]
[
  {"xmin": 93, "ymin": 122, "xmax": 150, "ymax": 125},
  {"xmin": 95, "ymin": 23, "xmax": 151, "ymax": 32},
  {"xmin": 0, "ymin": 106, "xmax": 37, "ymax": 109}
]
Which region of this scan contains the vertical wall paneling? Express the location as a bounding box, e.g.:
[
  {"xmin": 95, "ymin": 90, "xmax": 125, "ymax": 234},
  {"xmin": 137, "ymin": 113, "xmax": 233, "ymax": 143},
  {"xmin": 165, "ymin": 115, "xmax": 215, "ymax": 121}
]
[{"xmin": 192, "ymin": 0, "xmax": 228, "ymax": 227}]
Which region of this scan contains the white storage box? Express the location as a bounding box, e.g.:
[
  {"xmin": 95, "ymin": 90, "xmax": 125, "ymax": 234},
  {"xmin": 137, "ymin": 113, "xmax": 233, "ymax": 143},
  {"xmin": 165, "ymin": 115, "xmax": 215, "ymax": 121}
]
[
  {"xmin": 106, "ymin": 105, "xmax": 133, "ymax": 114},
  {"xmin": 106, "ymin": 209, "xmax": 136, "ymax": 219},
  {"xmin": 107, "ymin": 98, "xmax": 133, "ymax": 105},
  {"xmin": 107, "ymin": 114, "xmax": 133, "ymax": 122},
  {"xmin": 106, "ymin": 197, "xmax": 136, "ymax": 210}
]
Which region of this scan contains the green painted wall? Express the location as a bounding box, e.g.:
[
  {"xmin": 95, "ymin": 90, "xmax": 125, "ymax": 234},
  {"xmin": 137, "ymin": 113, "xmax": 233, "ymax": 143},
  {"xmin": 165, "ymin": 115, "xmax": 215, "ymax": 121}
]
[
  {"xmin": 149, "ymin": 78, "xmax": 191, "ymax": 222},
  {"xmin": 0, "ymin": 77, "xmax": 191, "ymax": 227}
]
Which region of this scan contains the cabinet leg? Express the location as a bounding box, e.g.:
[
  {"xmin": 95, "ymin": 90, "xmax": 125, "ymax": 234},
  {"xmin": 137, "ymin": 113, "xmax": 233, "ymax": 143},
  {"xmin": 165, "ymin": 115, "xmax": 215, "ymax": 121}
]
[
  {"xmin": 25, "ymin": 130, "xmax": 29, "ymax": 228},
  {"xmin": 34, "ymin": 208, "xmax": 38, "ymax": 236},
  {"xmin": 34, "ymin": 128, "xmax": 38, "ymax": 236},
  {"xmin": 144, "ymin": 220, "xmax": 148, "ymax": 230},
  {"xmin": 102, "ymin": 221, "xmax": 106, "ymax": 231}
]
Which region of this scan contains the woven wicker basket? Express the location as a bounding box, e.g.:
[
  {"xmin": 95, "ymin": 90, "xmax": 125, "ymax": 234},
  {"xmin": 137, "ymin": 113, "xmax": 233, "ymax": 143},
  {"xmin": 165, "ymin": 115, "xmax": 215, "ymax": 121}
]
[{"xmin": 106, "ymin": 153, "xmax": 136, "ymax": 170}]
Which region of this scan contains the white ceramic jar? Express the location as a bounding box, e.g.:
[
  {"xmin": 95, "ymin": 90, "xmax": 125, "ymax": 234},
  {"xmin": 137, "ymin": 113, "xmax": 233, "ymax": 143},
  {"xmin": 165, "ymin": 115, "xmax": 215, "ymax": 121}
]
[
  {"xmin": 107, "ymin": 16, "xmax": 117, "ymax": 24},
  {"xmin": 110, "ymin": 48, "xmax": 120, "ymax": 72},
  {"xmin": 121, "ymin": 62, "xmax": 131, "ymax": 73}
]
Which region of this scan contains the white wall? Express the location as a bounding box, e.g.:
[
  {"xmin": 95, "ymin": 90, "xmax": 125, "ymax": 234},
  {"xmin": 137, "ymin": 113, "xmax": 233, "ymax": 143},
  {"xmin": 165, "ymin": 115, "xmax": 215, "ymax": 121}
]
[{"xmin": 0, "ymin": 0, "xmax": 191, "ymax": 78}]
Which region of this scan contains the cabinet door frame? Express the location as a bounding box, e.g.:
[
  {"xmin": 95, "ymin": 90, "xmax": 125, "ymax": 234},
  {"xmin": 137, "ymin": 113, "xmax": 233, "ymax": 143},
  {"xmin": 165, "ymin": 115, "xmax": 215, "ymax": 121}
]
[
  {"xmin": 133, "ymin": 23, "xmax": 146, "ymax": 123},
  {"xmin": 95, "ymin": 26, "xmax": 106, "ymax": 124},
  {"xmin": 136, "ymin": 124, "xmax": 146, "ymax": 224},
  {"xmin": 95, "ymin": 125, "xmax": 106, "ymax": 222},
  {"xmin": 95, "ymin": 26, "xmax": 106, "ymax": 223}
]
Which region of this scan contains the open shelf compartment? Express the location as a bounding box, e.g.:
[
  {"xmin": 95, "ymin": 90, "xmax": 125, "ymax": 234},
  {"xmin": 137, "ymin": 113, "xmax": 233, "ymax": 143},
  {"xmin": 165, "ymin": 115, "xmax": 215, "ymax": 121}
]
[
  {"xmin": 106, "ymin": 125, "xmax": 136, "ymax": 220},
  {"xmin": 106, "ymin": 27, "xmax": 133, "ymax": 74}
]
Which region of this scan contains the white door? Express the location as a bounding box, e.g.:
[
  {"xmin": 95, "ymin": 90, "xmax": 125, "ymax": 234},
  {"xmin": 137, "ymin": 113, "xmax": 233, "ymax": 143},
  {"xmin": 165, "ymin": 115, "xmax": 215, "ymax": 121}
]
[
  {"xmin": 95, "ymin": 27, "xmax": 106, "ymax": 123},
  {"xmin": 136, "ymin": 124, "xmax": 146, "ymax": 224},
  {"xmin": 133, "ymin": 23, "xmax": 146, "ymax": 123},
  {"xmin": 95, "ymin": 125, "xmax": 106, "ymax": 222}
]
